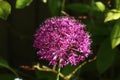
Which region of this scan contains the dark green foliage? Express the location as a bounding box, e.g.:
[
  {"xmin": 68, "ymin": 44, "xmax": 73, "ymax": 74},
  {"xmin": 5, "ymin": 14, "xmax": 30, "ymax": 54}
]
[
  {"xmin": 66, "ymin": 3, "xmax": 91, "ymax": 13},
  {"xmin": 96, "ymin": 39, "xmax": 116, "ymax": 74},
  {"xmin": 0, "ymin": 74, "xmax": 16, "ymax": 80},
  {"xmin": 48, "ymin": 0, "xmax": 61, "ymax": 16},
  {"xmin": 35, "ymin": 70, "xmax": 56, "ymax": 80},
  {"xmin": 0, "ymin": 58, "xmax": 18, "ymax": 77},
  {"xmin": 61, "ymin": 64, "xmax": 77, "ymax": 76},
  {"xmin": 0, "ymin": 0, "xmax": 120, "ymax": 80}
]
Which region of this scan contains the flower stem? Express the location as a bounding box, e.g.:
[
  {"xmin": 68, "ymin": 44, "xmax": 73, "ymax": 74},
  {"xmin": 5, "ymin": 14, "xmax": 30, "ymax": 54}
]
[
  {"xmin": 56, "ymin": 59, "xmax": 62, "ymax": 80},
  {"xmin": 61, "ymin": 0, "xmax": 66, "ymax": 15},
  {"xmin": 61, "ymin": 0, "xmax": 65, "ymax": 11}
]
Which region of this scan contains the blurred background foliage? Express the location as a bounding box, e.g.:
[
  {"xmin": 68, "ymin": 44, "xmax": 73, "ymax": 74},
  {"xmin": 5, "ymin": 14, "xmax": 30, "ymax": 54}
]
[{"xmin": 0, "ymin": 0, "xmax": 120, "ymax": 80}]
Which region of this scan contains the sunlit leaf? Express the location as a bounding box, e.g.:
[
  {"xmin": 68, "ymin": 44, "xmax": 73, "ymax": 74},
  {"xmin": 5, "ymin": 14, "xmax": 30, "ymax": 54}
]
[
  {"xmin": 66, "ymin": 3, "xmax": 91, "ymax": 13},
  {"xmin": 95, "ymin": 1, "xmax": 105, "ymax": 12},
  {"xmin": 0, "ymin": 0, "xmax": 11, "ymax": 20},
  {"xmin": 104, "ymin": 9, "xmax": 120, "ymax": 22},
  {"xmin": 16, "ymin": 0, "xmax": 33, "ymax": 9},
  {"xmin": 97, "ymin": 39, "xmax": 116, "ymax": 74},
  {"xmin": 48, "ymin": 0, "xmax": 61, "ymax": 16},
  {"xmin": 0, "ymin": 58, "xmax": 18, "ymax": 77},
  {"xmin": 111, "ymin": 19, "xmax": 120, "ymax": 48},
  {"xmin": 42, "ymin": 0, "xmax": 47, "ymax": 3}
]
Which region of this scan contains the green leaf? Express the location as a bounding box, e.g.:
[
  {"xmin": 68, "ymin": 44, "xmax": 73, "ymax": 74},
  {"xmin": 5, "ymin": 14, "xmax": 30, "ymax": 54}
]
[
  {"xmin": 0, "ymin": 74, "xmax": 15, "ymax": 80},
  {"xmin": 0, "ymin": 58, "xmax": 18, "ymax": 77},
  {"xmin": 61, "ymin": 64, "xmax": 77, "ymax": 76},
  {"xmin": 95, "ymin": 1, "xmax": 105, "ymax": 12},
  {"xmin": 80, "ymin": 61, "xmax": 96, "ymax": 73},
  {"xmin": 104, "ymin": 9, "xmax": 120, "ymax": 22},
  {"xmin": 111, "ymin": 19, "xmax": 120, "ymax": 48},
  {"xmin": 35, "ymin": 70, "xmax": 56, "ymax": 80},
  {"xmin": 66, "ymin": 3, "xmax": 91, "ymax": 13},
  {"xmin": 0, "ymin": 0, "xmax": 11, "ymax": 20},
  {"xmin": 15, "ymin": 0, "xmax": 33, "ymax": 9},
  {"xmin": 115, "ymin": 0, "xmax": 120, "ymax": 9},
  {"xmin": 48, "ymin": 0, "xmax": 61, "ymax": 16},
  {"xmin": 42, "ymin": 0, "xmax": 47, "ymax": 3},
  {"xmin": 116, "ymin": 75, "xmax": 120, "ymax": 80},
  {"xmin": 96, "ymin": 39, "xmax": 116, "ymax": 74}
]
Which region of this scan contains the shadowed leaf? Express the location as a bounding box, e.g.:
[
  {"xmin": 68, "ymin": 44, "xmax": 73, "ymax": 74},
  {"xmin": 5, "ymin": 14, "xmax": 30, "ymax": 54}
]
[
  {"xmin": 0, "ymin": 58, "xmax": 18, "ymax": 77},
  {"xmin": 97, "ymin": 39, "xmax": 116, "ymax": 74},
  {"xmin": 0, "ymin": 74, "xmax": 15, "ymax": 80},
  {"xmin": 48, "ymin": 0, "xmax": 61, "ymax": 16},
  {"xmin": 66, "ymin": 3, "xmax": 91, "ymax": 13}
]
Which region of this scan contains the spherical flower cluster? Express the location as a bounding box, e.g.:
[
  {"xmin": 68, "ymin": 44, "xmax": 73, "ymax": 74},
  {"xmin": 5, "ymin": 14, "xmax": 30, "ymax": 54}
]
[{"xmin": 33, "ymin": 16, "xmax": 92, "ymax": 67}]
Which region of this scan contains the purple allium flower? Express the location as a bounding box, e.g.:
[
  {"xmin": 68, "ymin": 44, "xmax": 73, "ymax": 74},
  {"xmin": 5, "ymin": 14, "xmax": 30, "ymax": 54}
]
[{"xmin": 33, "ymin": 16, "xmax": 92, "ymax": 67}]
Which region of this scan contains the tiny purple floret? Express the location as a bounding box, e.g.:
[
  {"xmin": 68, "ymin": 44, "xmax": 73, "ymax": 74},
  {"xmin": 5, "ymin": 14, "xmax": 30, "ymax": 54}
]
[{"xmin": 33, "ymin": 16, "xmax": 92, "ymax": 67}]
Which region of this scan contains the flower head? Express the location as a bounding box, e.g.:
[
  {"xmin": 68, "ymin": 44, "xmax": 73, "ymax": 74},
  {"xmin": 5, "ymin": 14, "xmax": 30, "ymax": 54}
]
[{"xmin": 33, "ymin": 16, "xmax": 92, "ymax": 67}]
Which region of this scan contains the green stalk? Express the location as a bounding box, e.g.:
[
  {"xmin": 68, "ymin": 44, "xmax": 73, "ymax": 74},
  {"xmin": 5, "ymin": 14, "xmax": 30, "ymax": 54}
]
[
  {"xmin": 61, "ymin": 0, "xmax": 66, "ymax": 15},
  {"xmin": 56, "ymin": 59, "xmax": 62, "ymax": 80},
  {"xmin": 61, "ymin": 0, "xmax": 65, "ymax": 11}
]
